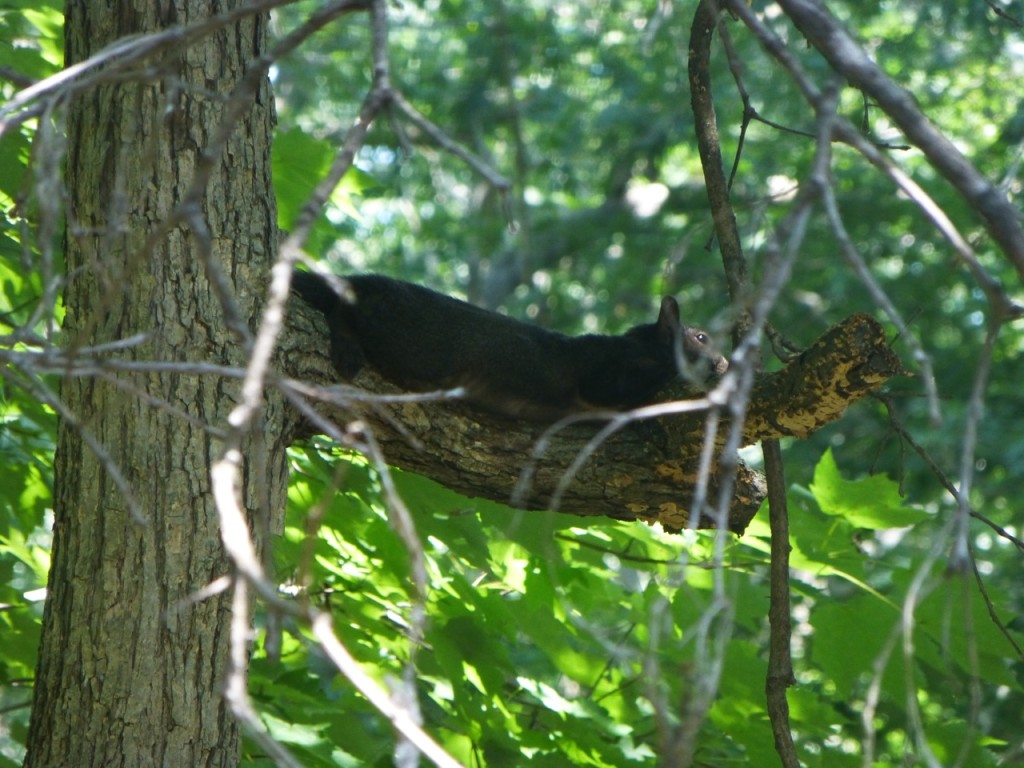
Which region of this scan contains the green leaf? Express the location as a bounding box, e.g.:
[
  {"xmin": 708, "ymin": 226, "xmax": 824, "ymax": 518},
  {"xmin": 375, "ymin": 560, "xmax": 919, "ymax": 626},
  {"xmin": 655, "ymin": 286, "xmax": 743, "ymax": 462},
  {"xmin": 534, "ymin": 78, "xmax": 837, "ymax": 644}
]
[
  {"xmin": 272, "ymin": 128, "xmax": 377, "ymax": 235},
  {"xmin": 809, "ymin": 448, "xmax": 927, "ymax": 529}
]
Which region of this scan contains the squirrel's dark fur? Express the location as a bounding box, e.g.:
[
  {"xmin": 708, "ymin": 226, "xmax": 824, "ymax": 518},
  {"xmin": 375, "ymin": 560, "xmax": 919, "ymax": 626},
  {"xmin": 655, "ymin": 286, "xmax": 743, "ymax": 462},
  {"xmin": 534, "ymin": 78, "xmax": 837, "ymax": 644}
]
[{"xmin": 292, "ymin": 271, "xmax": 727, "ymax": 421}]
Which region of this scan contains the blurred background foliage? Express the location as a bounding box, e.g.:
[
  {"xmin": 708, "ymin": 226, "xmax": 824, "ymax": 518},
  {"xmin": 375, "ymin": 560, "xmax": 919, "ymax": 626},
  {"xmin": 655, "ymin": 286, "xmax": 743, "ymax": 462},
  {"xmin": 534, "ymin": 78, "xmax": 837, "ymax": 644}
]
[{"xmin": 2, "ymin": 0, "xmax": 1023, "ymax": 766}]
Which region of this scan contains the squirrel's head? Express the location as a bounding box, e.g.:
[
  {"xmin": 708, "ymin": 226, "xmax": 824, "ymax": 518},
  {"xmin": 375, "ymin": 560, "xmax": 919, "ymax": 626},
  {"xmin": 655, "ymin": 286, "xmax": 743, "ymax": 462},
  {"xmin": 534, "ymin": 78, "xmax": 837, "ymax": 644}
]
[{"xmin": 655, "ymin": 296, "xmax": 729, "ymax": 377}]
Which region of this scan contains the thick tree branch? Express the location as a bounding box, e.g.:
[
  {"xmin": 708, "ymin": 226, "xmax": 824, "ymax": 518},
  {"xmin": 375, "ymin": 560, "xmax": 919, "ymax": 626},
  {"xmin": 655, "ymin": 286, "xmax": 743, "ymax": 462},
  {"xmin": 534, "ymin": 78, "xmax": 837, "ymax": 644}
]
[{"xmin": 281, "ymin": 304, "xmax": 902, "ymax": 535}]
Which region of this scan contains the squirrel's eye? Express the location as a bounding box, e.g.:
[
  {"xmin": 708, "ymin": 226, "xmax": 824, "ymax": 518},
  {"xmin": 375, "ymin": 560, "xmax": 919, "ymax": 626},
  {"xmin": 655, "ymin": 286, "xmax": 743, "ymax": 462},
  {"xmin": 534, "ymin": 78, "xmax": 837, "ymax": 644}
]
[{"xmin": 696, "ymin": 333, "xmax": 708, "ymax": 344}]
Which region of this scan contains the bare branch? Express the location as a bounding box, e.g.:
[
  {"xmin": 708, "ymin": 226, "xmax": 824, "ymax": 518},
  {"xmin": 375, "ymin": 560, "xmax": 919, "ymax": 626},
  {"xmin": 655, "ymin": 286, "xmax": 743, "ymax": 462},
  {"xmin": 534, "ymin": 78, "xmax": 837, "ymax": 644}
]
[
  {"xmin": 0, "ymin": 0, "xmax": 322, "ymax": 134},
  {"xmin": 951, "ymin": 321, "xmax": 1000, "ymax": 571},
  {"xmin": 774, "ymin": 0, "xmax": 1024, "ymax": 274},
  {"xmin": 763, "ymin": 439, "xmax": 797, "ymax": 767},
  {"xmin": 723, "ymin": 0, "xmax": 1022, "ymax": 323}
]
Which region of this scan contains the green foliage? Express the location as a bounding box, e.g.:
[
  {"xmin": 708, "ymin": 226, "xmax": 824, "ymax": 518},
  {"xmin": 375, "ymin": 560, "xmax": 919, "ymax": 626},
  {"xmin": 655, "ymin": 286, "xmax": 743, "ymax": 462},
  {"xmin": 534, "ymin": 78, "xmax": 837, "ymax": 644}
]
[
  {"xmin": 0, "ymin": 231, "xmax": 54, "ymax": 766},
  {"xmin": 0, "ymin": 4, "xmax": 62, "ymax": 762},
  {"xmin": 273, "ymin": 128, "xmax": 380, "ymax": 253},
  {"xmin": 247, "ymin": 444, "xmax": 1014, "ymax": 766},
  {"xmin": 0, "ymin": 2, "xmax": 63, "ymax": 81},
  {"xmin": 2, "ymin": 0, "xmax": 1022, "ymax": 765}
]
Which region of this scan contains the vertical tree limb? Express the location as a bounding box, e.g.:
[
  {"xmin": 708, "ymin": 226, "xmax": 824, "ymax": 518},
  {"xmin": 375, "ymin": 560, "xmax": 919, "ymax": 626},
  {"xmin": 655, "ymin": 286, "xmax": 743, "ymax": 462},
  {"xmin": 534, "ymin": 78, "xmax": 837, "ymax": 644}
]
[{"xmin": 689, "ymin": 3, "xmax": 799, "ymax": 765}]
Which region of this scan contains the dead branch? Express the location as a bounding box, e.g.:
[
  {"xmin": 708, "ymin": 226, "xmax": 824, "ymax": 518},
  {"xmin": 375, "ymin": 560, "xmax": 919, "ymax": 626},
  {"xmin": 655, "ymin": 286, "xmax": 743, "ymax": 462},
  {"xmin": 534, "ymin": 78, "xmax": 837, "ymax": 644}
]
[{"xmin": 739, "ymin": 313, "xmax": 905, "ymax": 442}]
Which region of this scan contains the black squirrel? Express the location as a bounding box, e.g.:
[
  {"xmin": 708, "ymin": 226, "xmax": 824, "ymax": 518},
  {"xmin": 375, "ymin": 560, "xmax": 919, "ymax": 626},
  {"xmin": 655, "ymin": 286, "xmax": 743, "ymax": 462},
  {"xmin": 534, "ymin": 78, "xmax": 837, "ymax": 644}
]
[{"xmin": 292, "ymin": 271, "xmax": 728, "ymax": 421}]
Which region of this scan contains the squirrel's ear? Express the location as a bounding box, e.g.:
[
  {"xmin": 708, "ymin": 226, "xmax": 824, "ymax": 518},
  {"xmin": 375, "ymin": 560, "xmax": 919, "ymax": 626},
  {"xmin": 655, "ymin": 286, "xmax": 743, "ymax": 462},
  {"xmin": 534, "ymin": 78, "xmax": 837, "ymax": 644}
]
[{"xmin": 657, "ymin": 296, "xmax": 681, "ymax": 331}]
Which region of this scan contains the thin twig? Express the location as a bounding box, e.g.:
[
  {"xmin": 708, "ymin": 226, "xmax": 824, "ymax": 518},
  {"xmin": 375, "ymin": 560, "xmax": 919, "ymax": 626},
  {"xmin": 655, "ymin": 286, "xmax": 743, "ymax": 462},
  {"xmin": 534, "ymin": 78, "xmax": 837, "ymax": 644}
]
[{"xmin": 763, "ymin": 439, "xmax": 797, "ymax": 765}]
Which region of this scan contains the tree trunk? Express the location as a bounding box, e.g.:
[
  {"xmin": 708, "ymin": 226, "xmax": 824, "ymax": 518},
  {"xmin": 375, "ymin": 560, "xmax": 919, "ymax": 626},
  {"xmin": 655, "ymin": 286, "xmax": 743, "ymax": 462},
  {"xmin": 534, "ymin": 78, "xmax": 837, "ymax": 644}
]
[{"xmin": 25, "ymin": 4, "xmax": 281, "ymax": 767}]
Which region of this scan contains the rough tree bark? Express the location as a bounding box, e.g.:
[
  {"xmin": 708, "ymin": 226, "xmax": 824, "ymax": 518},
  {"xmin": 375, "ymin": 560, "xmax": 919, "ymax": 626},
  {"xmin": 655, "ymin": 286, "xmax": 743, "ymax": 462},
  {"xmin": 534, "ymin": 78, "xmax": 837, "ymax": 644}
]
[{"xmin": 25, "ymin": 4, "xmax": 282, "ymax": 767}]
